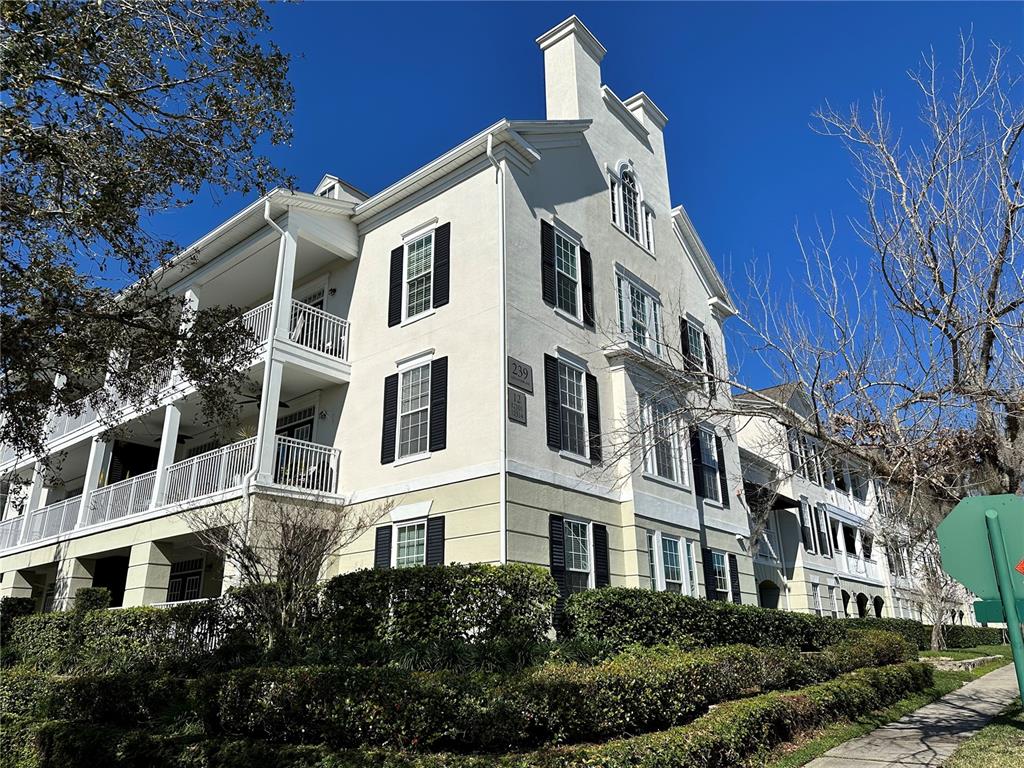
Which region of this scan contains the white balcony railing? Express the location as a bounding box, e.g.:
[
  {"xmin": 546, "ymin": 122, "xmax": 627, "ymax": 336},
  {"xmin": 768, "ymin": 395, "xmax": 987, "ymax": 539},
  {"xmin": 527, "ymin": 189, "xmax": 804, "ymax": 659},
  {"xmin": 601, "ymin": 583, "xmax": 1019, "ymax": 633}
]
[
  {"xmin": 289, "ymin": 301, "xmax": 350, "ymax": 360},
  {"xmin": 273, "ymin": 435, "xmax": 341, "ymax": 494},
  {"xmin": 25, "ymin": 495, "xmax": 82, "ymax": 543},
  {"xmin": 240, "ymin": 301, "xmax": 274, "ymax": 353},
  {"xmin": 86, "ymin": 470, "xmax": 157, "ymax": 527},
  {"xmin": 165, "ymin": 437, "xmax": 257, "ymax": 505},
  {"xmin": 0, "ymin": 516, "xmax": 23, "ymax": 550}
]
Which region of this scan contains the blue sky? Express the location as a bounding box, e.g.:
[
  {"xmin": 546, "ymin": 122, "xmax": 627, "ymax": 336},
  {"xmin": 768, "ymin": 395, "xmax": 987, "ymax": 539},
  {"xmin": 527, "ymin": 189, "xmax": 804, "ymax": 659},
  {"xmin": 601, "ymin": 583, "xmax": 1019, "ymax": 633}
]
[{"xmin": 153, "ymin": 1, "xmax": 1022, "ymax": 388}]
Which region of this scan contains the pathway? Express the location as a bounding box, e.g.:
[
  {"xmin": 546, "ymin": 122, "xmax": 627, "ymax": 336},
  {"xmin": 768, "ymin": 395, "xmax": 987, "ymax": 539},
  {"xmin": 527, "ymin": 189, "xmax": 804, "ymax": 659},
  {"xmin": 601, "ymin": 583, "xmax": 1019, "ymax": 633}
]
[{"xmin": 806, "ymin": 662, "xmax": 1020, "ymax": 767}]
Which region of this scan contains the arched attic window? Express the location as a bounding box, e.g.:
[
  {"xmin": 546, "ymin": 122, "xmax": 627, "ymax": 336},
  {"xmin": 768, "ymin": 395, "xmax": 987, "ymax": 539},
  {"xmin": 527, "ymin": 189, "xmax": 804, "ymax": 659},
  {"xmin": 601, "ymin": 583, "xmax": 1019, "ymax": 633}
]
[{"xmin": 609, "ymin": 163, "xmax": 654, "ymax": 252}]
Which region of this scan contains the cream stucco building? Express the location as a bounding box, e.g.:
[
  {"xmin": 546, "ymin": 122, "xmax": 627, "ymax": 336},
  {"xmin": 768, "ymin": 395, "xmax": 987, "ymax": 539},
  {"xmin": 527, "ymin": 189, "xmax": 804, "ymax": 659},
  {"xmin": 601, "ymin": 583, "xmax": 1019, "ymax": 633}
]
[{"xmin": 0, "ymin": 17, "xmax": 757, "ymax": 611}]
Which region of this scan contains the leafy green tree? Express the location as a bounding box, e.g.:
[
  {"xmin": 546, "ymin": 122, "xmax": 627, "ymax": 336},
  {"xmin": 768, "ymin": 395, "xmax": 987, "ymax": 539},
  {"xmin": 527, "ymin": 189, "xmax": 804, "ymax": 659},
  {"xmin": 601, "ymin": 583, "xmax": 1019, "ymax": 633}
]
[{"xmin": 0, "ymin": 0, "xmax": 293, "ymax": 462}]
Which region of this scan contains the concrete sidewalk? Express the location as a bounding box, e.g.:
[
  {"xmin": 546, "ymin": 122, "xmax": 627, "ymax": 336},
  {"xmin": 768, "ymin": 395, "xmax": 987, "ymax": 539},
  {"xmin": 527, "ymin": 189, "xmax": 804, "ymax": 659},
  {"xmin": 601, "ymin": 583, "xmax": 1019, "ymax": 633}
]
[{"xmin": 806, "ymin": 662, "xmax": 1020, "ymax": 767}]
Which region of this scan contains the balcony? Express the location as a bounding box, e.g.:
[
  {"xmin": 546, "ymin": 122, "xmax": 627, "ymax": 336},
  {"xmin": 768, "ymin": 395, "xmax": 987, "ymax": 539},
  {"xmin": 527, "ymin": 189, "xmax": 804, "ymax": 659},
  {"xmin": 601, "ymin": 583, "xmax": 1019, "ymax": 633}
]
[
  {"xmin": 0, "ymin": 435, "xmax": 341, "ymax": 554},
  {"xmin": 837, "ymin": 552, "xmax": 882, "ymax": 582}
]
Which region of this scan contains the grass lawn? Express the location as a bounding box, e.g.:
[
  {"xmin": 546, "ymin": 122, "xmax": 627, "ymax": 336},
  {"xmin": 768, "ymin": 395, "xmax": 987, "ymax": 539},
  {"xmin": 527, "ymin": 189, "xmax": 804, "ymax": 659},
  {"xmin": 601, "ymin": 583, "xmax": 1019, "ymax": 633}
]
[
  {"xmin": 920, "ymin": 644, "xmax": 1012, "ymax": 661},
  {"xmin": 945, "ymin": 701, "xmax": 1024, "ymax": 768},
  {"xmin": 763, "ymin": 655, "xmax": 1013, "ymax": 768}
]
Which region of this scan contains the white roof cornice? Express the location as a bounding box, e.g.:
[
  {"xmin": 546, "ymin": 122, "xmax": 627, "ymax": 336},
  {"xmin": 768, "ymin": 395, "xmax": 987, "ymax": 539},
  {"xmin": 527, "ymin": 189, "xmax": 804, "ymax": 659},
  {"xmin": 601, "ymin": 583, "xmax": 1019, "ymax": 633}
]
[
  {"xmin": 671, "ymin": 205, "xmax": 737, "ymax": 318},
  {"xmin": 536, "ymin": 15, "xmax": 607, "ymax": 64}
]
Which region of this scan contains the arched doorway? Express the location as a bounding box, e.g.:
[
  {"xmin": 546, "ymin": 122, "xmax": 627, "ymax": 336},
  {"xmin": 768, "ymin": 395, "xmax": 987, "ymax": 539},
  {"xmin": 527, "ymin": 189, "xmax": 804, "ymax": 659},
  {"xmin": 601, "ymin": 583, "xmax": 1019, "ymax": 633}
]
[
  {"xmin": 758, "ymin": 580, "xmax": 781, "ymax": 609},
  {"xmin": 856, "ymin": 592, "xmax": 869, "ymax": 618},
  {"xmin": 873, "ymin": 596, "xmax": 884, "ymax": 618},
  {"xmin": 841, "ymin": 590, "xmax": 851, "ymax": 617}
]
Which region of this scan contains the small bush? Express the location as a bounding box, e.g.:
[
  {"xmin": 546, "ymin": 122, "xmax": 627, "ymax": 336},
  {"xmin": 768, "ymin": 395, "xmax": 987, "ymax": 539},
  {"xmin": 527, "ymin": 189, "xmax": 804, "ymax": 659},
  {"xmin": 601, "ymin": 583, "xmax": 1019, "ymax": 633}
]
[
  {"xmin": 939, "ymin": 624, "xmax": 1005, "ymax": 648},
  {"xmin": 563, "ymin": 588, "xmax": 846, "ymax": 650},
  {"xmin": 845, "ymin": 617, "xmax": 931, "ymax": 649},
  {"xmin": 72, "ymin": 588, "xmax": 111, "ymax": 613},
  {"xmin": 0, "ymin": 597, "xmax": 36, "ymax": 650}
]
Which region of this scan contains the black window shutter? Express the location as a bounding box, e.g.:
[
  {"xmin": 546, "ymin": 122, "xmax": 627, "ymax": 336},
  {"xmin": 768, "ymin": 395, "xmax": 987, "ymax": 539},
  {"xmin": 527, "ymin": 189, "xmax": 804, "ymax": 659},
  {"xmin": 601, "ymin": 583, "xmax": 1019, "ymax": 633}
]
[
  {"xmin": 425, "ymin": 516, "xmax": 445, "ymax": 565},
  {"xmin": 727, "ymin": 554, "xmax": 742, "ymax": 605},
  {"xmin": 680, "ymin": 317, "xmax": 694, "ymax": 370},
  {"xmin": 580, "ymin": 246, "xmax": 595, "ymax": 328},
  {"xmin": 374, "ymin": 526, "xmax": 392, "ymax": 569},
  {"xmin": 549, "ymin": 514, "xmax": 568, "ymax": 614},
  {"xmin": 701, "ymin": 547, "xmax": 719, "ymax": 600},
  {"xmin": 380, "ymin": 373, "xmax": 399, "ymax": 464},
  {"xmin": 787, "ymin": 428, "xmax": 801, "ymax": 474},
  {"xmin": 703, "ymin": 332, "xmax": 716, "ymax": 398},
  {"xmin": 544, "ymin": 354, "xmax": 561, "ymax": 450},
  {"xmin": 715, "ymin": 435, "xmax": 730, "ymax": 508},
  {"xmin": 429, "ymin": 357, "xmax": 448, "ymax": 452},
  {"xmin": 593, "ymin": 523, "xmax": 610, "ymax": 587},
  {"xmin": 690, "ymin": 426, "xmax": 706, "ymax": 497},
  {"xmin": 432, "ymin": 223, "xmax": 450, "ymax": 308},
  {"xmin": 541, "ymin": 221, "xmax": 556, "ymax": 306},
  {"xmin": 799, "ymin": 499, "xmax": 815, "ymax": 552},
  {"xmin": 388, "ymin": 246, "xmax": 404, "ymax": 327},
  {"xmin": 585, "ymin": 372, "xmax": 601, "ymax": 464}
]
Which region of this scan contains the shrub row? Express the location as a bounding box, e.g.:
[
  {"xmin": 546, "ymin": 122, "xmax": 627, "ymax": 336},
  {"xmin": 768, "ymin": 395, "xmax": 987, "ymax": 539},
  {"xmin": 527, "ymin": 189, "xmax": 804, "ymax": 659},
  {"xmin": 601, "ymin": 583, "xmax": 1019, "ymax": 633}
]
[
  {"xmin": 845, "ymin": 617, "xmax": 1005, "ymax": 650},
  {"xmin": 4, "ymin": 599, "xmax": 225, "ymax": 674},
  {"xmin": 0, "ymin": 630, "xmax": 913, "ymax": 752},
  {"xmin": 562, "ymin": 587, "xmax": 848, "ymax": 650},
  {"xmin": 1, "ymin": 662, "xmax": 933, "ymax": 768},
  {"xmin": 210, "ymin": 631, "xmax": 914, "ymax": 750}
]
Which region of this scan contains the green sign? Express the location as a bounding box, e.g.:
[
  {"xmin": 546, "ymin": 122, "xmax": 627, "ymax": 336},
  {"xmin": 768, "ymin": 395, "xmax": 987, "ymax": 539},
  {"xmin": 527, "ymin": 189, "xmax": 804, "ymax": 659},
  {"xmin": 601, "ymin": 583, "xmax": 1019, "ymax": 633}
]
[
  {"xmin": 938, "ymin": 494, "xmax": 1024, "ymax": 707},
  {"xmin": 937, "ymin": 494, "xmax": 1024, "ymax": 603}
]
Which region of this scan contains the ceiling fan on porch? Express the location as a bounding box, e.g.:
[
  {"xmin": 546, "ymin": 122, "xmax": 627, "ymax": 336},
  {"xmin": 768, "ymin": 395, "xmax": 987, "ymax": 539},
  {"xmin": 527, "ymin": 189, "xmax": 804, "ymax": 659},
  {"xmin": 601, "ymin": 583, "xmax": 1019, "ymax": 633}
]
[
  {"xmin": 235, "ymin": 394, "xmax": 291, "ymax": 409},
  {"xmin": 152, "ymin": 433, "xmax": 195, "ymax": 445}
]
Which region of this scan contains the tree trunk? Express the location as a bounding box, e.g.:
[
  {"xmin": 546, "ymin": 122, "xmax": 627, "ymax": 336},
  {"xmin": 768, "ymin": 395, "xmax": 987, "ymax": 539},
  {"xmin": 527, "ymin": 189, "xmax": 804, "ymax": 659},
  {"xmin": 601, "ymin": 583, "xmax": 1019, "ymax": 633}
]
[{"xmin": 930, "ymin": 619, "xmax": 945, "ymax": 652}]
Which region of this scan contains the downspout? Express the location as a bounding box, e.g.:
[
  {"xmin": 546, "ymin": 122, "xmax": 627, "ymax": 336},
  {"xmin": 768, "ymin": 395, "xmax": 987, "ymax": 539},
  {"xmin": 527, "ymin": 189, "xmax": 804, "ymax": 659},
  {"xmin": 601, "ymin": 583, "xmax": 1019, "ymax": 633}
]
[
  {"xmin": 487, "ymin": 133, "xmax": 509, "ymax": 564},
  {"xmin": 242, "ymin": 199, "xmax": 288, "ymax": 507}
]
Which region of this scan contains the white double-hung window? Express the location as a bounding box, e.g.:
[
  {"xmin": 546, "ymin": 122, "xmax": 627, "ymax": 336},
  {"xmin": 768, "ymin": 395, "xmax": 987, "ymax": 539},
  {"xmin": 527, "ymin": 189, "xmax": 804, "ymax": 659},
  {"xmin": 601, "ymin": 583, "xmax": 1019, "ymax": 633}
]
[
  {"xmin": 616, "ymin": 272, "xmax": 662, "ymax": 355},
  {"xmin": 554, "ymin": 229, "xmax": 581, "ymax": 319},
  {"xmin": 398, "ymin": 363, "xmax": 431, "ymax": 459},
  {"xmin": 711, "ymin": 549, "xmax": 729, "ymax": 594},
  {"xmin": 646, "ymin": 530, "xmax": 697, "ymax": 595},
  {"xmin": 698, "ymin": 426, "xmax": 721, "ymax": 503},
  {"xmin": 558, "ymin": 361, "xmax": 587, "ymax": 457},
  {"xmin": 564, "ymin": 518, "xmax": 592, "ymax": 593},
  {"xmin": 642, "ymin": 399, "xmax": 682, "ymax": 484},
  {"xmin": 395, "ymin": 520, "xmax": 427, "ymax": 567},
  {"xmin": 404, "ymin": 231, "xmax": 434, "ymax": 320}
]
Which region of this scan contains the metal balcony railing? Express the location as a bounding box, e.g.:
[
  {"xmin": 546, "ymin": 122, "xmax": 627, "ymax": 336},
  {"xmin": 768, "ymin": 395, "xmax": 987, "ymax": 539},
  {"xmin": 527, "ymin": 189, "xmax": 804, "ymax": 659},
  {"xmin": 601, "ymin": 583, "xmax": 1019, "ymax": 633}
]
[
  {"xmin": 288, "ymin": 301, "xmax": 350, "ymax": 360},
  {"xmin": 25, "ymin": 495, "xmax": 82, "ymax": 543},
  {"xmin": 273, "ymin": 435, "xmax": 341, "ymax": 494},
  {"xmin": 165, "ymin": 438, "xmax": 257, "ymax": 505},
  {"xmin": 0, "ymin": 516, "xmax": 23, "ymax": 550},
  {"xmin": 86, "ymin": 470, "xmax": 158, "ymax": 526}
]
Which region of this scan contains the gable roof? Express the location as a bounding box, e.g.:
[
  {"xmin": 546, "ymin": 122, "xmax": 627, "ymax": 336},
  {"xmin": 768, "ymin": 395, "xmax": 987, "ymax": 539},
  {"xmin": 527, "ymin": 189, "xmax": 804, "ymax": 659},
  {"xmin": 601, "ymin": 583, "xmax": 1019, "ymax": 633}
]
[{"xmin": 671, "ymin": 206, "xmax": 736, "ymax": 318}]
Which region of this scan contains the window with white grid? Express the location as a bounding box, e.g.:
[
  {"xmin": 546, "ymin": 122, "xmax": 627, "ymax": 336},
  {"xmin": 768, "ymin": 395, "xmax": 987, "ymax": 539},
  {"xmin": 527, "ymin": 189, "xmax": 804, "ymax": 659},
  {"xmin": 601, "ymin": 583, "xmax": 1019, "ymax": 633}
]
[
  {"xmin": 564, "ymin": 518, "xmax": 591, "ymax": 592},
  {"xmin": 711, "ymin": 550, "xmax": 729, "ymax": 594},
  {"xmin": 688, "ymin": 323, "xmax": 705, "ymax": 370},
  {"xmin": 699, "ymin": 427, "xmax": 721, "ymax": 502},
  {"xmin": 617, "ymin": 274, "xmax": 662, "ymax": 355},
  {"xmin": 643, "ymin": 399, "xmax": 679, "ymax": 483},
  {"xmin": 661, "ymin": 536, "xmax": 683, "ymax": 593},
  {"xmin": 554, "ymin": 230, "xmax": 580, "ymax": 318},
  {"xmin": 813, "ymin": 585, "xmax": 823, "ymax": 616},
  {"xmin": 404, "ymin": 232, "xmax": 434, "ymax": 319},
  {"xmin": 558, "ymin": 361, "xmax": 586, "ymax": 457},
  {"xmin": 395, "ymin": 521, "xmax": 426, "ymax": 567},
  {"xmin": 398, "ymin": 363, "xmax": 431, "ymax": 459},
  {"xmin": 620, "ymin": 171, "xmax": 641, "ymax": 241}
]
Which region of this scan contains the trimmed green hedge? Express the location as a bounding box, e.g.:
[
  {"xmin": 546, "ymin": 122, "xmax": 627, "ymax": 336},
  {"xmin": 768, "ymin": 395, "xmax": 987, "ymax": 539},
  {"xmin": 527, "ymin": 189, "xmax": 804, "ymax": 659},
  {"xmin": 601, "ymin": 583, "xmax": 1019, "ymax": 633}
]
[
  {"xmin": 0, "ymin": 597, "xmax": 35, "ymax": 649},
  {"xmin": 845, "ymin": 617, "xmax": 1005, "ymax": 650},
  {"xmin": 315, "ymin": 563, "xmax": 558, "ymax": 660},
  {"xmin": 562, "ymin": 587, "xmax": 847, "ymax": 650},
  {"xmin": 2, "ymin": 662, "xmax": 932, "ymax": 768},
  {"xmin": 4, "ymin": 599, "xmax": 225, "ymax": 674}
]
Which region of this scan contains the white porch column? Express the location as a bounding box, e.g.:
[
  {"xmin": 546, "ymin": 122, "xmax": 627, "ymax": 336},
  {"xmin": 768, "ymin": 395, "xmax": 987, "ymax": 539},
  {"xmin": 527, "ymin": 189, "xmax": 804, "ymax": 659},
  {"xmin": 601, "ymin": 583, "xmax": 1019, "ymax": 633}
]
[
  {"xmin": 149, "ymin": 404, "xmax": 181, "ymax": 509},
  {"xmin": 254, "ymin": 360, "xmax": 284, "ymax": 484},
  {"xmin": 54, "ymin": 557, "xmax": 94, "ymax": 610},
  {"xmin": 170, "ymin": 286, "xmax": 202, "ymax": 388},
  {"xmin": 25, "ymin": 462, "xmax": 46, "ymax": 512},
  {"xmin": 122, "ymin": 541, "xmax": 173, "ymax": 607},
  {"xmin": 0, "ymin": 569, "xmax": 34, "ymax": 600},
  {"xmin": 273, "ymin": 231, "xmax": 298, "ymax": 339},
  {"xmin": 75, "ymin": 438, "xmax": 110, "ymax": 527}
]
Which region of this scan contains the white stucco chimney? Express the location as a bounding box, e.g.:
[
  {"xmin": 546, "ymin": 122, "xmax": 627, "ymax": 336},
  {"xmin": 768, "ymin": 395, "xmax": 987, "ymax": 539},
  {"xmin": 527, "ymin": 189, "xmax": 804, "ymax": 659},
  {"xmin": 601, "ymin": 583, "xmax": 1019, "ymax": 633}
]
[{"xmin": 536, "ymin": 16, "xmax": 606, "ymax": 121}]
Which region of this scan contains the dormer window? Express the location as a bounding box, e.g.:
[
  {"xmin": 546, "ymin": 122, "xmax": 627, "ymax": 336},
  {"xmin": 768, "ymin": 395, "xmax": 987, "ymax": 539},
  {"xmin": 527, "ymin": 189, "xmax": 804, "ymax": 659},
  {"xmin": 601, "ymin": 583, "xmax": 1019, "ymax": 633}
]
[
  {"xmin": 318, "ymin": 183, "xmax": 336, "ymax": 198},
  {"xmin": 609, "ymin": 163, "xmax": 655, "ymax": 252}
]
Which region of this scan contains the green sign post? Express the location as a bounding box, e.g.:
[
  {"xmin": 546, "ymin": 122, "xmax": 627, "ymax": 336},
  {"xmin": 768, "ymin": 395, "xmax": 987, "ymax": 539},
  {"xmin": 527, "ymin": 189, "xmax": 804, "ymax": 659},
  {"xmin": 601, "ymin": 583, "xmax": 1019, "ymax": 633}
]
[{"xmin": 937, "ymin": 494, "xmax": 1024, "ymax": 705}]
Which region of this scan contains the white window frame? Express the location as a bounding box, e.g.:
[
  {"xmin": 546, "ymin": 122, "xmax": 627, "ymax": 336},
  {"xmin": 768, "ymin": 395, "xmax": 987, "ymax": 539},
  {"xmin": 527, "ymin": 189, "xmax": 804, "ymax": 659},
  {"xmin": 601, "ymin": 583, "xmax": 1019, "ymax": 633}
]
[
  {"xmin": 401, "ymin": 226, "xmax": 436, "ymax": 324},
  {"xmin": 710, "ymin": 549, "xmax": 730, "ymax": 596},
  {"xmin": 812, "ymin": 584, "xmax": 824, "ymax": 616},
  {"xmin": 815, "ymin": 505, "xmax": 832, "ymax": 558},
  {"xmin": 563, "ymin": 517, "xmax": 594, "ymax": 591},
  {"xmin": 609, "ymin": 162, "xmax": 655, "ymax": 253},
  {"xmin": 828, "ymin": 586, "xmax": 839, "ymax": 618},
  {"xmin": 556, "ymin": 355, "xmax": 589, "ymax": 461},
  {"xmin": 698, "ymin": 425, "xmax": 722, "ymax": 504},
  {"xmin": 552, "ymin": 226, "xmax": 583, "ymax": 322},
  {"xmin": 393, "ymin": 519, "xmax": 427, "ymax": 568},
  {"xmin": 616, "ymin": 269, "xmax": 663, "ymax": 356},
  {"xmin": 646, "ymin": 530, "xmax": 696, "ymax": 595},
  {"xmin": 395, "ymin": 352, "xmax": 434, "ymax": 463},
  {"xmin": 641, "ymin": 397, "xmax": 685, "ymax": 487}
]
